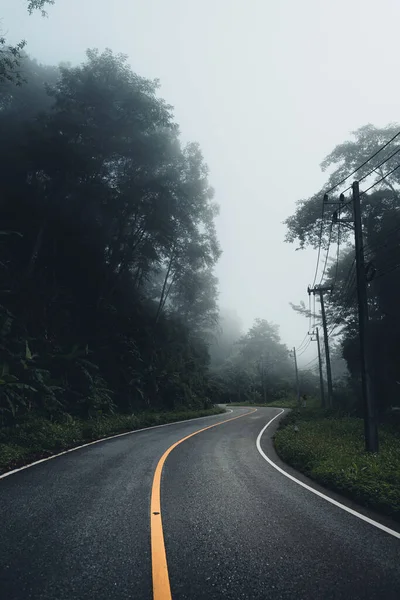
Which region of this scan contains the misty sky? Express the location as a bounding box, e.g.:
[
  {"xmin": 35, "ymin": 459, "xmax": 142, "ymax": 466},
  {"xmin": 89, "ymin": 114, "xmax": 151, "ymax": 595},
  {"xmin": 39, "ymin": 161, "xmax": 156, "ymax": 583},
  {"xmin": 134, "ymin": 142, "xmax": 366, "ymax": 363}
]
[{"xmin": 2, "ymin": 0, "xmax": 400, "ymax": 365}]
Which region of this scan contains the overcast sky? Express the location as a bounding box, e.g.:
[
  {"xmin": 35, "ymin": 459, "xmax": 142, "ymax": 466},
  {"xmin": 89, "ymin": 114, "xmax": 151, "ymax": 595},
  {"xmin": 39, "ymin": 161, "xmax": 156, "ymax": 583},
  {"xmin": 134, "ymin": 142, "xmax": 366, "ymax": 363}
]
[{"xmin": 2, "ymin": 0, "xmax": 400, "ymax": 365}]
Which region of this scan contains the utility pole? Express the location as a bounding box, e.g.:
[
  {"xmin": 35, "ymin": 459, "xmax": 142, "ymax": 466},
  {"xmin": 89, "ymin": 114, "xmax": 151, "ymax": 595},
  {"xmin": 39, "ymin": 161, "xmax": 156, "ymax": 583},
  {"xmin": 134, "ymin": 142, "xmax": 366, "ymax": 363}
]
[
  {"xmin": 292, "ymin": 347, "xmax": 300, "ymax": 406},
  {"xmin": 314, "ymin": 327, "xmax": 325, "ymax": 408},
  {"xmin": 308, "ymin": 285, "xmax": 333, "ymax": 408},
  {"xmin": 352, "ymin": 181, "xmax": 379, "ymax": 452}
]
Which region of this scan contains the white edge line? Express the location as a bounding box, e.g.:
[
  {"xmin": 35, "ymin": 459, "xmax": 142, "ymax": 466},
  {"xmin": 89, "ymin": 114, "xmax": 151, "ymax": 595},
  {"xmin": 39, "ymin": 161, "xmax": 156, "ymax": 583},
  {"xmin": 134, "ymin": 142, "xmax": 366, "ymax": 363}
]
[
  {"xmin": 256, "ymin": 408, "xmax": 400, "ymax": 540},
  {"xmin": 0, "ymin": 407, "xmax": 233, "ymax": 481}
]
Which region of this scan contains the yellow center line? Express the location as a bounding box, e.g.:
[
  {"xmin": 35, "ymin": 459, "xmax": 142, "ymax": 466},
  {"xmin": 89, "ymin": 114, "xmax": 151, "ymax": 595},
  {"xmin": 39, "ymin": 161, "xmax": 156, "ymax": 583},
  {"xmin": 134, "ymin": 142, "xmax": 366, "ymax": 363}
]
[{"xmin": 150, "ymin": 408, "xmax": 258, "ymax": 600}]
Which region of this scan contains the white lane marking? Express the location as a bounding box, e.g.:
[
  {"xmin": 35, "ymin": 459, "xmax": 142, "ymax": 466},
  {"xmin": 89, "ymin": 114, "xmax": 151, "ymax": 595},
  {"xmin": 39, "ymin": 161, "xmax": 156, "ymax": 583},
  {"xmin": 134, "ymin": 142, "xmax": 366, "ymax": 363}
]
[
  {"xmin": 256, "ymin": 409, "xmax": 400, "ymax": 540},
  {"xmin": 0, "ymin": 408, "xmax": 233, "ymax": 481}
]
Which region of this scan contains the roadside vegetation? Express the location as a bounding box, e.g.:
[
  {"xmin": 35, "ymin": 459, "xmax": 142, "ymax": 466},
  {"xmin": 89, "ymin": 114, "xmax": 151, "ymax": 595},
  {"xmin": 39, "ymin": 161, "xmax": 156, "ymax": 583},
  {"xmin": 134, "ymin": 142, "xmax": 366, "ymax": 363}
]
[
  {"xmin": 274, "ymin": 408, "xmax": 400, "ymax": 521},
  {"xmin": 0, "ymin": 35, "xmax": 226, "ymax": 473},
  {"xmin": 0, "ymin": 407, "xmax": 224, "ymax": 474},
  {"xmin": 229, "ymin": 397, "xmax": 320, "ymax": 409}
]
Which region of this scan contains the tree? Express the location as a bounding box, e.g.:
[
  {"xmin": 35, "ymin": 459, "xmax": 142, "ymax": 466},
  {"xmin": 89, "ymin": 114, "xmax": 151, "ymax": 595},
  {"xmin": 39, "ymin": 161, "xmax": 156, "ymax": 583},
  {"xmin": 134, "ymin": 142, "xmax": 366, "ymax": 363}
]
[
  {"xmin": 0, "ymin": 50, "xmax": 220, "ymax": 422},
  {"xmin": 285, "ymin": 124, "xmax": 400, "ymax": 248},
  {"xmin": 27, "ymin": 1, "xmax": 55, "ymax": 14},
  {"xmin": 211, "ymin": 319, "xmax": 293, "ymax": 404},
  {"xmin": 209, "ymin": 308, "xmax": 243, "ymax": 367},
  {"xmin": 285, "ymin": 124, "xmax": 400, "ymax": 414},
  {"xmin": 0, "ymin": 1, "xmax": 54, "ymax": 84}
]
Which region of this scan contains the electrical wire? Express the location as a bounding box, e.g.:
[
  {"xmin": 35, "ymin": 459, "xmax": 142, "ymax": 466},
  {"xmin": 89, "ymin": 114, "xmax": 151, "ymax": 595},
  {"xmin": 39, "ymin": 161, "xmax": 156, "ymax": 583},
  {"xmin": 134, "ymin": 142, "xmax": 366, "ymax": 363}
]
[
  {"xmin": 311, "ymin": 132, "xmax": 400, "ymax": 318},
  {"xmin": 364, "ymin": 225, "xmax": 400, "ymax": 258},
  {"xmin": 325, "ymin": 129, "xmax": 400, "ymax": 195},
  {"xmin": 319, "ymin": 221, "xmax": 333, "ymax": 284},
  {"xmin": 302, "ymin": 355, "xmax": 319, "ymax": 369},
  {"xmin": 313, "ymin": 294, "xmax": 316, "ymax": 329},
  {"xmin": 373, "ymin": 260, "xmax": 400, "ymax": 280},
  {"xmin": 296, "ymin": 332, "xmax": 310, "ymax": 352},
  {"xmin": 327, "ymin": 291, "xmax": 357, "ymax": 338},
  {"xmin": 297, "ymin": 338, "xmax": 312, "ymax": 357},
  {"xmin": 326, "ymin": 278, "xmax": 357, "ymax": 336},
  {"xmin": 311, "ymin": 202, "xmax": 325, "ymax": 288},
  {"xmin": 325, "ymin": 258, "xmax": 357, "ymax": 337},
  {"xmin": 332, "ymin": 214, "xmax": 341, "ymax": 289},
  {"xmin": 360, "ymin": 163, "xmax": 400, "ymax": 196},
  {"xmin": 340, "ymin": 145, "xmax": 400, "ymax": 195}
]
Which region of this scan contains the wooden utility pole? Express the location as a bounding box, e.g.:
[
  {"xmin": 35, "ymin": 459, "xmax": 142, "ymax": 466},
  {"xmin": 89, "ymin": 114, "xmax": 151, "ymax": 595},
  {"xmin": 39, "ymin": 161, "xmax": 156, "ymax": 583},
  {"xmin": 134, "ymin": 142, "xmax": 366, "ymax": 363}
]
[
  {"xmin": 308, "ymin": 285, "xmax": 333, "ymax": 408},
  {"xmin": 315, "ymin": 327, "xmax": 325, "ymax": 408},
  {"xmin": 292, "ymin": 347, "xmax": 300, "ymax": 406},
  {"xmin": 352, "ymin": 181, "xmax": 379, "ymax": 452}
]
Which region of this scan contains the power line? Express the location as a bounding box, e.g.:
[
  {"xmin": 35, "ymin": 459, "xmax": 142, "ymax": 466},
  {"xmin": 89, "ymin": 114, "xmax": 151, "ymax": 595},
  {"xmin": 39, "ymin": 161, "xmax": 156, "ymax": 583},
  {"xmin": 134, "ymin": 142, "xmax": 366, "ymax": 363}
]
[
  {"xmin": 296, "ymin": 332, "xmax": 310, "ymax": 352},
  {"xmin": 327, "ymin": 291, "xmax": 357, "ymax": 338},
  {"xmin": 373, "ymin": 260, "xmax": 400, "ymax": 280},
  {"xmin": 297, "ymin": 338, "xmax": 312, "ymax": 357},
  {"xmin": 310, "ymin": 132, "xmax": 400, "ymax": 343},
  {"xmin": 325, "ymin": 258, "xmax": 357, "ymax": 337},
  {"xmin": 308, "ymin": 133, "xmax": 400, "ymax": 291},
  {"xmin": 311, "ymin": 201, "xmax": 326, "ymax": 287},
  {"xmin": 341, "ymin": 145, "xmax": 400, "ymax": 195},
  {"xmin": 332, "ymin": 214, "xmax": 341, "ymax": 289},
  {"xmin": 330, "ymin": 256, "xmax": 356, "ymax": 303},
  {"xmin": 326, "ymin": 271, "xmax": 357, "ymax": 333},
  {"xmin": 313, "ymin": 294, "xmax": 316, "ymax": 329},
  {"xmin": 364, "ymin": 222, "xmax": 400, "ymax": 257},
  {"xmin": 302, "ymin": 355, "xmax": 319, "ymax": 369},
  {"xmin": 325, "ymin": 129, "xmax": 400, "ymax": 195},
  {"xmin": 319, "ymin": 221, "xmax": 333, "ymax": 284},
  {"xmin": 360, "ymin": 163, "xmax": 400, "ymax": 196}
]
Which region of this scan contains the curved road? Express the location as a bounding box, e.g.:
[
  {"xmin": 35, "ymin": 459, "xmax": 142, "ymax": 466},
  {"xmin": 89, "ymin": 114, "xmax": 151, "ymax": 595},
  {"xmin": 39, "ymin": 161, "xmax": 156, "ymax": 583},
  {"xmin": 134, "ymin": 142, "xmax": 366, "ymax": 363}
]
[{"xmin": 1, "ymin": 407, "xmax": 399, "ymax": 599}]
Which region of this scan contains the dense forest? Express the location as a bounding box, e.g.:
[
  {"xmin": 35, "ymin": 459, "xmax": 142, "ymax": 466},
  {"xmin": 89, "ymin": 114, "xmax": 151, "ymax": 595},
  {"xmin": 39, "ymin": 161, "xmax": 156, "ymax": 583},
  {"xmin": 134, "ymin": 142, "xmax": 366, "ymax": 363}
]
[
  {"xmin": 0, "ymin": 0, "xmax": 306, "ymax": 428},
  {"xmin": 0, "ymin": 49, "xmax": 225, "ymax": 424},
  {"xmin": 286, "ymin": 124, "xmax": 400, "ymax": 416},
  {"xmin": 0, "ymin": 47, "xmax": 302, "ymax": 428}
]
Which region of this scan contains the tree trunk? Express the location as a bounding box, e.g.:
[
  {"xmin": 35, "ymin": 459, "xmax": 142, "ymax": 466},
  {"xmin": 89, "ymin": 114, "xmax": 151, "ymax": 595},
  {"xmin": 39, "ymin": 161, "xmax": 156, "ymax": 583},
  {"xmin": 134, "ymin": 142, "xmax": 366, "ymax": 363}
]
[{"xmin": 155, "ymin": 250, "xmax": 175, "ymax": 323}]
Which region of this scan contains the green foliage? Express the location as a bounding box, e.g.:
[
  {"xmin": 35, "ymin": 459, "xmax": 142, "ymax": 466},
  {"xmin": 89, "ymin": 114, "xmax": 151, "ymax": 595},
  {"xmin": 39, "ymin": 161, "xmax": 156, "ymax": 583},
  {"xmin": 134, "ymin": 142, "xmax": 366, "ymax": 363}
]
[
  {"xmin": 0, "ymin": 40, "xmax": 27, "ymax": 85},
  {"xmin": 0, "ymin": 406, "xmax": 225, "ymax": 473},
  {"xmin": 275, "ymin": 410, "xmax": 400, "ymax": 520},
  {"xmin": 0, "ymin": 50, "xmax": 220, "ymax": 427},
  {"xmin": 1, "ymin": 1, "xmax": 54, "ymax": 84},
  {"xmin": 286, "ymin": 123, "xmax": 400, "ymax": 415},
  {"xmin": 211, "ymin": 318, "xmax": 297, "ymax": 404},
  {"xmin": 27, "ymin": 1, "xmax": 55, "ymax": 15}
]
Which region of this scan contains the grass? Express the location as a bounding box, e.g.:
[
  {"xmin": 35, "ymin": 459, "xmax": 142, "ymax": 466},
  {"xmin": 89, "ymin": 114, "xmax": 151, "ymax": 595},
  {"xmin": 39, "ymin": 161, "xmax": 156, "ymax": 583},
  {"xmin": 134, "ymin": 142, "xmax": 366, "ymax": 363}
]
[
  {"xmin": 0, "ymin": 406, "xmax": 225, "ymax": 474},
  {"xmin": 274, "ymin": 408, "xmax": 400, "ymax": 521}
]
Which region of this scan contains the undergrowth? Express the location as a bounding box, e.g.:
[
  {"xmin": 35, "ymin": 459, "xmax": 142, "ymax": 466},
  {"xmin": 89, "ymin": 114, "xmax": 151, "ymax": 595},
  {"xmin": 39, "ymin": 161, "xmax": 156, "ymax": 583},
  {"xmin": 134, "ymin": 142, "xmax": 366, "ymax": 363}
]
[
  {"xmin": 274, "ymin": 409, "xmax": 400, "ymax": 521},
  {"xmin": 0, "ymin": 407, "xmax": 225, "ymax": 473}
]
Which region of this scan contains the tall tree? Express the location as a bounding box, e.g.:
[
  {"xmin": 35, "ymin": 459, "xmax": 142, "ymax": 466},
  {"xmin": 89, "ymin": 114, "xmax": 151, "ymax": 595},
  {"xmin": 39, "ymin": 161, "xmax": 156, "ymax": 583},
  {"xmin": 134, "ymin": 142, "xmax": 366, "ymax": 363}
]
[
  {"xmin": 0, "ymin": 50, "xmax": 221, "ymax": 422},
  {"xmin": 285, "ymin": 124, "xmax": 400, "ymax": 414}
]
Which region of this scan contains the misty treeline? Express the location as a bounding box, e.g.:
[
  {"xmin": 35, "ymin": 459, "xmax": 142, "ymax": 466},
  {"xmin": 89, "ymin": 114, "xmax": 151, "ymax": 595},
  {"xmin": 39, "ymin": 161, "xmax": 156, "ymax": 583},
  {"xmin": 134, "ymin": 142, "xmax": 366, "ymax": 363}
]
[
  {"xmin": 209, "ymin": 311, "xmax": 320, "ymax": 404},
  {"xmin": 286, "ymin": 124, "xmax": 400, "ymax": 416},
  {"xmin": 0, "ymin": 50, "xmax": 222, "ymax": 424}
]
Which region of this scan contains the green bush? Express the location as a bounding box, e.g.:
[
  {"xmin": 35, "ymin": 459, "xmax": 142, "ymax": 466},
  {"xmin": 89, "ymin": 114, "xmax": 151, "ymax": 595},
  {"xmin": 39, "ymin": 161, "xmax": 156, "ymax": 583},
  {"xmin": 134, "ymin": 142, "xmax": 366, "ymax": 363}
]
[{"xmin": 274, "ymin": 410, "xmax": 400, "ymax": 520}]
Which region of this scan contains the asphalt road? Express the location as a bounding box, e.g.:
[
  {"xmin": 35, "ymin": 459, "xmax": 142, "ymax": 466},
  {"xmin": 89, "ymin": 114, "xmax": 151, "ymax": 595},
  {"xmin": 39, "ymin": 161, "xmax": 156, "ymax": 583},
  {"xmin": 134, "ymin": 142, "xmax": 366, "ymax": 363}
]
[{"xmin": 1, "ymin": 407, "xmax": 399, "ymax": 599}]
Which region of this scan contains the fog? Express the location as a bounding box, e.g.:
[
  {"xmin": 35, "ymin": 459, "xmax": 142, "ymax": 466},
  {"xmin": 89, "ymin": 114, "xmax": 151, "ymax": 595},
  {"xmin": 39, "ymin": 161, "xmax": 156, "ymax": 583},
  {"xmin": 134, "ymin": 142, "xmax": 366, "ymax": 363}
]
[{"xmin": 3, "ymin": 0, "xmax": 400, "ymax": 366}]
